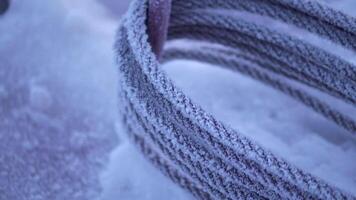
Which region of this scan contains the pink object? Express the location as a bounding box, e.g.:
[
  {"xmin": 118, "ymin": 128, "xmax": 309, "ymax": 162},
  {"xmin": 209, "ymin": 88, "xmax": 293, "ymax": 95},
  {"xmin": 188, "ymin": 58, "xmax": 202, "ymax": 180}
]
[{"xmin": 148, "ymin": 0, "xmax": 172, "ymax": 60}]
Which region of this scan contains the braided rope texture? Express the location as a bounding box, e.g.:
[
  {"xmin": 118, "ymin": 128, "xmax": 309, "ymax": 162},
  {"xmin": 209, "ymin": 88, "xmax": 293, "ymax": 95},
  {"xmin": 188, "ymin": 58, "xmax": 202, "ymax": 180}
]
[{"xmin": 116, "ymin": 0, "xmax": 356, "ymax": 199}]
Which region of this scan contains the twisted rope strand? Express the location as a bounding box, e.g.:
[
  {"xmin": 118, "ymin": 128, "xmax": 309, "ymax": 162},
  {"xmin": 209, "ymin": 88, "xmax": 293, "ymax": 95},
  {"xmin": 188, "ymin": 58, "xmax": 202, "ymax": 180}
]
[
  {"xmin": 118, "ymin": 26, "xmax": 278, "ymax": 199},
  {"xmin": 163, "ymin": 46, "xmax": 356, "ymax": 134},
  {"xmin": 172, "ymin": 0, "xmax": 356, "ymax": 52},
  {"xmin": 169, "ymin": 12, "xmax": 356, "ymax": 102}
]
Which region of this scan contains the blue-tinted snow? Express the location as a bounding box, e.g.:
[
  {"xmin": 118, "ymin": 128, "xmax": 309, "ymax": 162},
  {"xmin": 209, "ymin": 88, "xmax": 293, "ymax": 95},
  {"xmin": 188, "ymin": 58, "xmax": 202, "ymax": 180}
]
[
  {"xmin": 0, "ymin": 0, "xmax": 119, "ymax": 199},
  {"xmin": 0, "ymin": 0, "xmax": 355, "ymax": 199}
]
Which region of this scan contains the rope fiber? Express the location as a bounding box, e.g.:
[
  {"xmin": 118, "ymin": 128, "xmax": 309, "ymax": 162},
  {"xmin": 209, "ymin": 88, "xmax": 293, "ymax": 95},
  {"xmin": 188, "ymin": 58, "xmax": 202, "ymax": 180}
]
[{"xmin": 116, "ymin": 0, "xmax": 356, "ymax": 199}]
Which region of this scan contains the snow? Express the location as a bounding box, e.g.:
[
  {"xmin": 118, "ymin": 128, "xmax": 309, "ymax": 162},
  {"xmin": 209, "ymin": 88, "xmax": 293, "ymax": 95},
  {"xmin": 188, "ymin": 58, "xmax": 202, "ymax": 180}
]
[
  {"xmin": 100, "ymin": 131, "xmax": 193, "ymax": 200},
  {"xmin": 0, "ymin": 0, "xmax": 355, "ymax": 199},
  {"xmin": 0, "ymin": 0, "xmax": 119, "ymax": 199}
]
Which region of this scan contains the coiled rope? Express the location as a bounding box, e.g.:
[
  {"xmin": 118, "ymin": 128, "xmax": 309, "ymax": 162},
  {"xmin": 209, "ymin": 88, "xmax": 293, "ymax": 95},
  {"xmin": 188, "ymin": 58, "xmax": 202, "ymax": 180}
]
[{"xmin": 116, "ymin": 0, "xmax": 356, "ymax": 199}]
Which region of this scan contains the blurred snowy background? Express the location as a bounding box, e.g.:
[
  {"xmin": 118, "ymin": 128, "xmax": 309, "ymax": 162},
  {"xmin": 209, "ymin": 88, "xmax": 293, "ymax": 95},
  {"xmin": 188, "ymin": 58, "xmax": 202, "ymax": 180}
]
[{"xmin": 0, "ymin": 0, "xmax": 355, "ymax": 199}]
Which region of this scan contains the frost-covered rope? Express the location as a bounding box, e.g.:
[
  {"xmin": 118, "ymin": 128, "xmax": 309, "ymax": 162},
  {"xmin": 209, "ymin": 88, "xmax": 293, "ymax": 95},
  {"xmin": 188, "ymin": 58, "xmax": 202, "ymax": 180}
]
[
  {"xmin": 163, "ymin": 46, "xmax": 356, "ymax": 133},
  {"xmin": 116, "ymin": 0, "xmax": 356, "ymax": 199},
  {"xmin": 172, "ymin": 0, "xmax": 356, "ymax": 52},
  {"xmin": 169, "ymin": 11, "xmax": 356, "ymax": 104}
]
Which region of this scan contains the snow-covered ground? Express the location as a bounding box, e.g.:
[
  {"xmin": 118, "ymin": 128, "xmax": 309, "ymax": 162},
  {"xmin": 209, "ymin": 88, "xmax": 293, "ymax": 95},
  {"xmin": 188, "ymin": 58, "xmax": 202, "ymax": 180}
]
[{"xmin": 0, "ymin": 0, "xmax": 355, "ymax": 199}]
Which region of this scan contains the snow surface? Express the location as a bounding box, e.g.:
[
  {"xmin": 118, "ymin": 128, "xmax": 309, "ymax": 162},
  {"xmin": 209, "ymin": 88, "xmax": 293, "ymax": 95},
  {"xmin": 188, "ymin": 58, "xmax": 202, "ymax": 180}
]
[
  {"xmin": 0, "ymin": 0, "xmax": 355, "ymax": 199},
  {"xmin": 0, "ymin": 0, "xmax": 119, "ymax": 199}
]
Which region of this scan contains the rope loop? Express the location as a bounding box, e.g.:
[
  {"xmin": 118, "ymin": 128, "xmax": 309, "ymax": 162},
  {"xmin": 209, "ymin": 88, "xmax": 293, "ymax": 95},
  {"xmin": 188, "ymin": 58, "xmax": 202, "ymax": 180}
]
[{"xmin": 117, "ymin": 0, "xmax": 356, "ymax": 199}]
